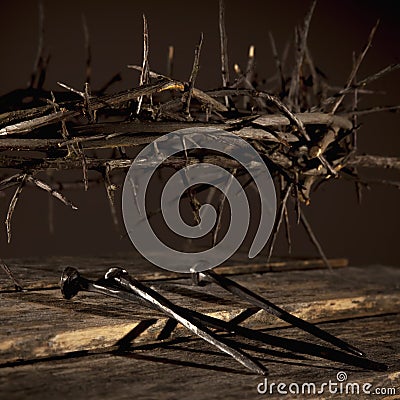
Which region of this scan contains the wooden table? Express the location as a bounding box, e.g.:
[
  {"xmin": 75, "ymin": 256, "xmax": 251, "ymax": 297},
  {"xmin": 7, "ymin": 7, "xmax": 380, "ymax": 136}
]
[{"xmin": 0, "ymin": 255, "xmax": 399, "ymax": 399}]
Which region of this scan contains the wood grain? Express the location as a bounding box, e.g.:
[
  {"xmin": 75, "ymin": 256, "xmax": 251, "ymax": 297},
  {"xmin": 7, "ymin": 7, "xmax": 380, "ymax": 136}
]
[
  {"xmin": 0, "ymin": 255, "xmax": 348, "ymax": 292},
  {"xmin": 0, "ymin": 314, "xmax": 398, "ymax": 400},
  {"xmin": 0, "ymin": 260, "xmax": 398, "ymax": 367}
]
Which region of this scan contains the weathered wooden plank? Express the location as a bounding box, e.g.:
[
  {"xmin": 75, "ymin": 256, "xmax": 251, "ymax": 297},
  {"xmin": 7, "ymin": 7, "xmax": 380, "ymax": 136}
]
[
  {"xmin": 0, "ymin": 314, "xmax": 398, "ymax": 400},
  {"xmin": 0, "ymin": 255, "xmax": 348, "ymax": 292},
  {"xmin": 0, "ymin": 265, "xmax": 398, "ymax": 365}
]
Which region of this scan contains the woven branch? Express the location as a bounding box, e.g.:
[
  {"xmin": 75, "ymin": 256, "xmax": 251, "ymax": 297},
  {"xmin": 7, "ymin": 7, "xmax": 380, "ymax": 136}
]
[{"xmin": 0, "ymin": 1, "xmax": 399, "ymax": 286}]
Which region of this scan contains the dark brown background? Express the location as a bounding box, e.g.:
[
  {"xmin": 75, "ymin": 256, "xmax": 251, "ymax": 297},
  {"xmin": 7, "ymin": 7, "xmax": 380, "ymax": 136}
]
[{"xmin": 0, "ymin": 0, "xmax": 399, "ymax": 266}]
